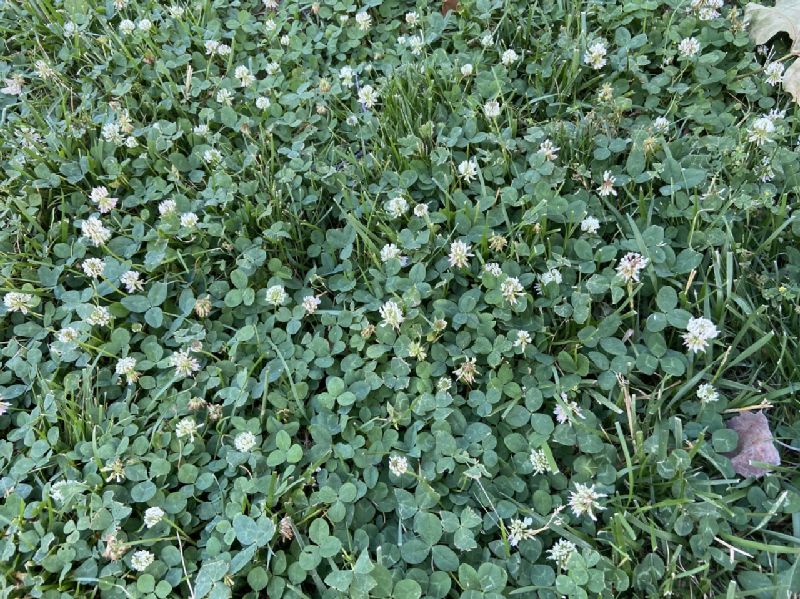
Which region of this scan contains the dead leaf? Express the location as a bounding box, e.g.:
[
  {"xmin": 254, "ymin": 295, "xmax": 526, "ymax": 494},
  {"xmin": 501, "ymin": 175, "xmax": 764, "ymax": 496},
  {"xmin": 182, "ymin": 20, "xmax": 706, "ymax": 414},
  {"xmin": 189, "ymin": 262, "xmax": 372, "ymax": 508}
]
[
  {"xmin": 724, "ymin": 411, "xmax": 781, "ymax": 478},
  {"xmin": 783, "ymin": 58, "xmax": 800, "ymax": 99},
  {"xmin": 746, "ymin": 0, "xmax": 800, "ymax": 101},
  {"xmin": 442, "ymin": 0, "xmax": 458, "ymax": 15}
]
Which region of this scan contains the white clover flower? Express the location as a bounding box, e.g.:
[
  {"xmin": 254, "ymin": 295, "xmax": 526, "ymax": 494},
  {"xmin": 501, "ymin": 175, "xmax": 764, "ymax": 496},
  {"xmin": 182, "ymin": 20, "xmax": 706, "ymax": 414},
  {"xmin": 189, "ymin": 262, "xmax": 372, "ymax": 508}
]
[
  {"xmin": 175, "ymin": 416, "xmax": 201, "ymax": 439},
  {"xmin": 437, "ymin": 377, "xmax": 452, "ymax": 392},
  {"xmin": 457, "ymin": 158, "xmax": 478, "ymax": 183},
  {"xmin": 265, "ymin": 61, "xmax": 280, "ymax": 76},
  {"xmin": 748, "ymin": 116, "xmax": 775, "ymax": 146},
  {"xmin": 460, "ymin": 63, "xmax": 474, "ymax": 77},
  {"xmin": 597, "ymin": 82, "xmax": 614, "ymax": 103},
  {"xmin": 408, "ymin": 35, "xmax": 424, "ymax": 55},
  {"xmin": 500, "ymin": 277, "xmax": 524, "ymax": 305},
  {"xmin": 119, "ymin": 19, "xmax": 136, "ymax": 35},
  {"xmin": 120, "ymin": 270, "xmax": 144, "ymax": 293},
  {"xmin": 57, "ymin": 327, "xmax": 79, "ymax": 343},
  {"xmin": 169, "ymin": 349, "xmax": 200, "ymax": 377},
  {"xmin": 697, "ymin": 383, "xmax": 720, "ymax": 403},
  {"xmin": 130, "ymin": 550, "xmax": 154, "ymax": 572},
  {"xmin": 514, "ymin": 330, "xmax": 531, "ymax": 350},
  {"xmin": 538, "ymin": 139, "xmax": 559, "ymax": 161},
  {"xmin": 90, "ymin": 186, "xmax": 118, "ymax": 213},
  {"xmin": 683, "ymin": 332, "xmax": 709, "ymax": 353},
  {"xmin": 598, "ymin": 170, "xmax": 617, "ymax": 197},
  {"xmin": 180, "ymin": 212, "xmax": 199, "ymax": 228},
  {"xmin": 82, "ymin": 258, "xmax": 105, "ymax": 278},
  {"xmin": 167, "ymin": 5, "xmax": 185, "ymax": 18},
  {"xmin": 101, "ymin": 122, "xmax": 123, "ymax": 144},
  {"xmin": 769, "ymin": 108, "xmax": 785, "ymax": 121},
  {"xmin": 483, "ymin": 100, "xmax": 501, "ymax": 118},
  {"xmin": 758, "ymin": 156, "xmax": 775, "ymax": 183},
  {"xmin": 217, "ymin": 43, "xmax": 231, "ymax": 56},
  {"xmin": 405, "ymin": 11, "xmax": 418, "ymax": 24},
  {"xmin": 234, "ymin": 431, "xmax": 258, "ymax": 453},
  {"xmin": 81, "ymin": 216, "xmax": 112, "ymax": 246},
  {"xmin": 355, "ymin": 11, "xmax": 372, "ymax": 31},
  {"xmin": 216, "ymin": 88, "xmax": 233, "ymax": 106},
  {"xmin": 448, "ymin": 240, "xmax": 473, "ymax": 268},
  {"xmin": 569, "ymin": 482, "xmax": 607, "ymax": 521},
  {"xmin": 508, "ymin": 517, "xmax": 536, "ymax": 546},
  {"xmin": 256, "ymin": 96, "xmax": 271, "ymax": 110},
  {"xmin": 4, "ymin": 292, "xmax": 34, "ymax": 314},
  {"xmin": 484, "ymin": 262, "xmax": 502, "ymax": 276},
  {"xmin": 536, "ymin": 268, "xmax": 562, "ymax": 293},
  {"xmin": 193, "ymin": 124, "xmax": 209, "ymax": 136},
  {"xmin": 380, "ymin": 243, "xmax": 402, "ymax": 262},
  {"xmin": 346, "ymin": 114, "xmax": 359, "ymax": 126},
  {"xmin": 616, "ymin": 252, "xmax": 648, "ymax": 283},
  {"xmin": 454, "ymin": 356, "xmax": 479, "ymax": 384},
  {"xmin": 264, "ymin": 0, "xmax": 278, "ymax": 8},
  {"xmin": 235, "ymin": 65, "xmax": 256, "ymax": 87},
  {"xmin": 690, "ymin": 0, "xmax": 724, "ymax": 20},
  {"xmin": 686, "ymin": 317, "xmax": 719, "ymax": 339},
  {"xmin": 554, "ymin": 397, "xmax": 585, "ymax": 425},
  {"xmin": 583, "ymin": 41, "xmax": 607, "ymax": 69},
  {"xmin": 530, "ymin": 449, "xmax": 553, "ymax": 475},
  {"xmin": 580, "ymin": 216, "xmax": 600, "ymax": 234},
  {"xmin": 302, "ymin": 295, "xmax": 321, "ymax": 315},
  {"xmin": 408, "ymin": 340, "xmax": 427, "ymax": 360},
  {"xmin": 547, "ymin": 539, "xmax": 577, "ymax": 570},
  {"xmin": 480, "ymin": 34, "xmax": 493, "ymax": 47},
  {"xmin": 159, "ymin": 199, "xmax": 177, "ymax": 215},
  {"xmin": 379, "ymin": 300, "xmax": 404, "ymax": 330},
  {"xmin": 501, "ymin": 48, "xmax": 519, "ymax": 66},
  {"xmin": 764, "ymin": 62, "xmax": 784, "ymax": 86},
  {"xmin": 280, "ymin": 34, "xmax": 290, "ymax": 46},
  {"xmin": 203, "ymin": 148, "xmax": 222, "ymax": 164},
  {"xmin": 388, "ymin": 455, "xmax": 408, "ymax": 476},
  {"xmin": 339, "ymin": 66, "xmax": 354, "ymax": 87},
  {"xmin": 386, "ymin": 196, "xmax": 409, "ymax": 218},
  {"xmin": 0, "ymin": 400, "xmax": 9, "ymax": 416},
  {"xmin": 653, "ymin": 116, "xmax": 670, "ymax": 133},
  {"xmin": 413, "ymin": 203, "xmax": 428, "ymax": 217},
  {"xmin": 678, "ymin": 37, "xmax": 701, "ymax": 58},
  {"xmin": 683, "ymin": 317, "xmax": 719, "ymax": 354},
  {"xmin": 265, "ymin": 285, "xmax": 287, "ymax": 306},
  {"xmin": 357, "ymin": 84, "xmax": 379, "ymax": 109},
  {"xmin": 143, "ymin": 506, "xmax": 165, "ymax": 528},
  {"xmin": 115, "ymin": 356, "xmax": 139, "ymax": 384},
  {"xmin": 34, "ymin": 60, "xmax": 56, "ymax": 80},
  {"xmin": 115, "ymin": 357, "xmax": 137, "ymax": 377},
  {"xmin": 87, "ymin": 306, "xmax": 112, "ymax": 327}
]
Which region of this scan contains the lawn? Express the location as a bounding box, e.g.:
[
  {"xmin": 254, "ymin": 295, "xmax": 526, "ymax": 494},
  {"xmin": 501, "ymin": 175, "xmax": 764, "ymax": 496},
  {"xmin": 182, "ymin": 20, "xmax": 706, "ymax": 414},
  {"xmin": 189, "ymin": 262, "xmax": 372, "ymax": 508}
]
[{"xmin": 1, "ymin": 0, "xmax": 799, "ymax": 597}]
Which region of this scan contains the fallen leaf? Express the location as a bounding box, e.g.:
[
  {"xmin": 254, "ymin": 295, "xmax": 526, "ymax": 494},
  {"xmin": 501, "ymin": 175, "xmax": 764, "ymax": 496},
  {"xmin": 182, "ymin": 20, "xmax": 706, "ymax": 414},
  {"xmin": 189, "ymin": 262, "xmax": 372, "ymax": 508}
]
[
  {"xmin": 442, "ymin": 0, "xmax": 459, "ymax": 15},
  {"xmin": 746, "ymin": 0, "xmax": 800, "ymax": 51},
  {"xmin": 724, "ymin": 411, "xmax": 781, "ymax": 478},
  {"xmin": 746, "ymin": 0, "xmax": 800, "ymax": 101},
  {"xmin": 783, "ymin": 58, "xmax": 800, "ymax": 100}
]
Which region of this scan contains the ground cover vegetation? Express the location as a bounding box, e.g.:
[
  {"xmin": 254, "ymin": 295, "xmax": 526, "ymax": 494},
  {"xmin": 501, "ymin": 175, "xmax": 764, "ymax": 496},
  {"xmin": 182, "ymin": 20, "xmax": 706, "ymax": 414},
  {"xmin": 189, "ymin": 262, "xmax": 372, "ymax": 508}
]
[{"xmin": 1, "ymin": 0, "xmax": 800, "ymax": 597}]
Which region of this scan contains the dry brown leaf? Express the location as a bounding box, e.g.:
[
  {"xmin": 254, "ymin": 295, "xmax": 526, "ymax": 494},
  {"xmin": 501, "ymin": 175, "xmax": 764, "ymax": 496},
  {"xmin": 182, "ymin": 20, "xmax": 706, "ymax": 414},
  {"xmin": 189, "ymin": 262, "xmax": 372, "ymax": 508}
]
[
  {"xmin": 783, "ymin": 58, "xmax": 800, "ymax": 100},
  {"xmin": 442, "ymin": 0, "xmax": 459, "ymax": 15},
  {"xmin": 724, "ymin": 411, "xmax": 781, "ymax": 478},
  {"xmin": 746, "ymin": 0, "xmax": 800, "ymax": 101}
]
